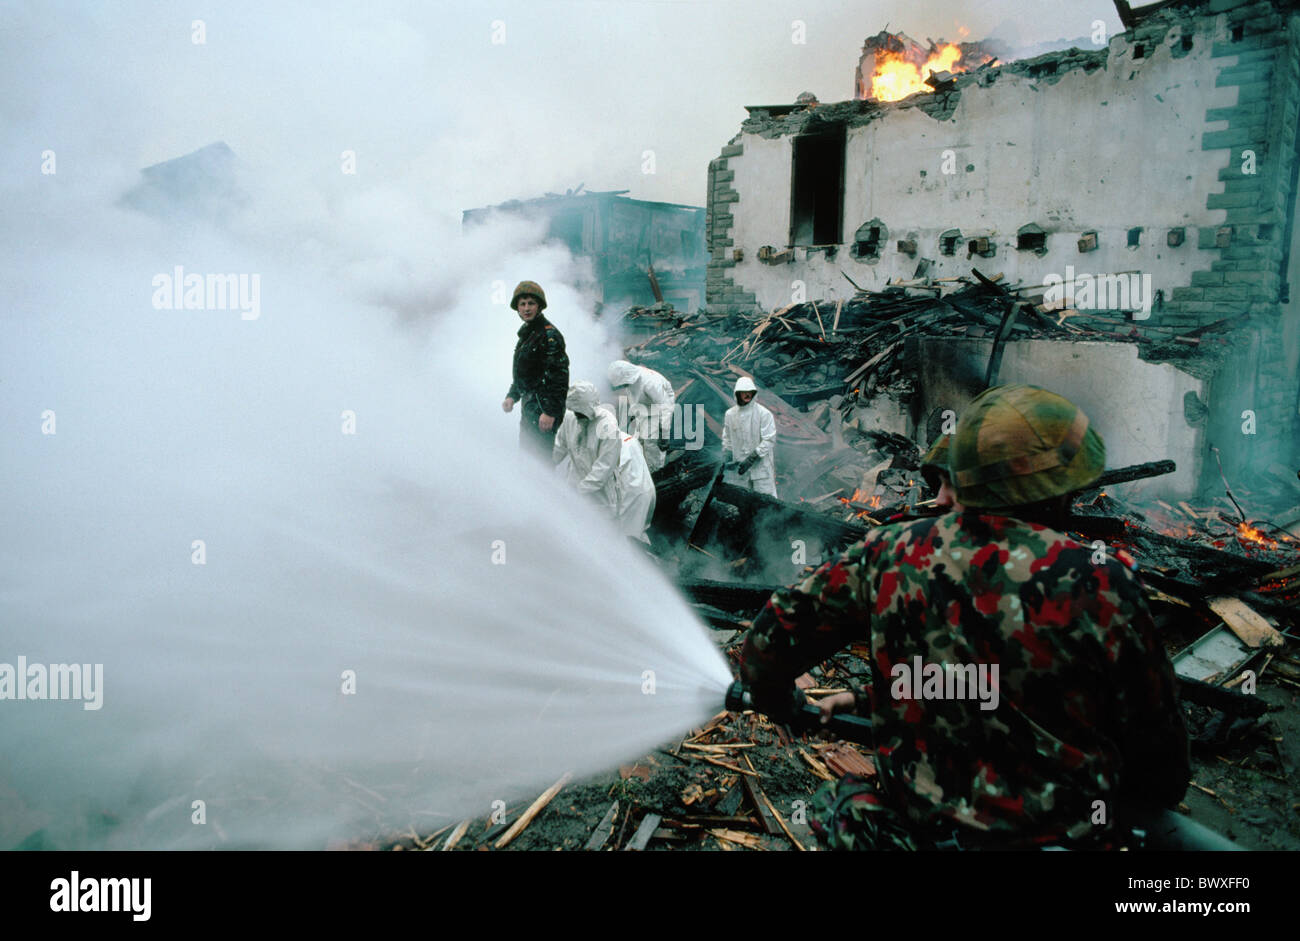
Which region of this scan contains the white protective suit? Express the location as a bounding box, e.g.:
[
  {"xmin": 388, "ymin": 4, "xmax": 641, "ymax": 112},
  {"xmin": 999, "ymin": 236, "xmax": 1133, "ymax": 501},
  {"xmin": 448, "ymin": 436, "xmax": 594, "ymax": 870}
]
[
  {"xmin": 607, "ymin": 359, "xmax": 676, "ymax": 472},
  {"xmin": 722, "ymin": 386, "xmax": 778, "ymax": 498},
  {"xmin": 554, "ymin": 381, "xmax": 657, "ymax": 541}
]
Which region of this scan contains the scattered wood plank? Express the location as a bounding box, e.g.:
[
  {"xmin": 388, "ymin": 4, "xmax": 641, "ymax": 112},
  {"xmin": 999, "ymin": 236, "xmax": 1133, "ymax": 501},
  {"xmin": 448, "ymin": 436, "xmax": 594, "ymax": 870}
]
[
  {"xmin": 1261, "ymin": 562, "xmax": 1300, "ymax": 583},
  {"xmin": 709, "ymin": 828, "xmax": 764, "ymax": 849},
  {"xmin": 693, "ymin": 754, "xmax": 757, "ymax": 776},
  {"xmin": 583, "ymin": 801, "xmax": 620, "ymax": 851},
  {"xmin": 819, "ymin": 742, "xmax": 877, "ymax": 778},
  {"xmin": 441, "ymin": 819, "xmax": 470, "ymax": 851},
  {"xmin": 494, "ymin": 771, "xmax": 572, "ymax": 849},
  {"xmin": 737, "ymin": 755, "xmax": 783, "ymax": 837},
  {"xmin": 663, "ymin": 814, "xmax": 760, "ymax": 829},
  {"xmin": 623, "ymin": 813, "xmax": 662, "ymax": 851},
  {"xmin": 742, "ymin": 754, "xmax": 806, "ymax": 851},
  {"xmin": 798, "ymin": 747, "xmax": 835, "ymax": 782},
  {"xmin": 1209, "ymin": 596, "xmax": 1286, "ymax": 649}
]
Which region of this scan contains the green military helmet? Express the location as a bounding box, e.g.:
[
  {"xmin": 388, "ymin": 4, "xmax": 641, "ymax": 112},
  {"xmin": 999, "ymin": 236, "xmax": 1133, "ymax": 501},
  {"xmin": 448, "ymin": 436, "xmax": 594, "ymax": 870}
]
[
  {"xmin": 511, "ymin": 280, "xmax": 547, "ymax": 311},
  {"xmin": 949, "ymin": 384, "xmax": 1105, "ymax": 509},
  {"xmin": 919, "ymin": 434, "xmax": 950, "ymax": 490}
]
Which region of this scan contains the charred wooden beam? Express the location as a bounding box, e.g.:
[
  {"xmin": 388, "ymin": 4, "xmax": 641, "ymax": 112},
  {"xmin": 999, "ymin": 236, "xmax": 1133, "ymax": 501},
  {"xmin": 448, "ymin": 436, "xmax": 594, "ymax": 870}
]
[
  {"xmin": 1089, "ymin": 459, "xmax": 1177, "ymax": 490},
  {"xmin": 711, "ymin": 481, "xmax": 871, "ymax": 546},
  {"xmin": 1064, "ymin": 515, "xmax": 1276, "ymax": 585},
  {"xmin": 1176, "ymin": 676, "xmax": 1269, "ymax": 718},
  {"xmin": 676, "ymin": 577, "xmax": 781, "ymax": 612},
  {"xmin": 652, "ymin": 458, "xmax": 719, "ymax": 508}
]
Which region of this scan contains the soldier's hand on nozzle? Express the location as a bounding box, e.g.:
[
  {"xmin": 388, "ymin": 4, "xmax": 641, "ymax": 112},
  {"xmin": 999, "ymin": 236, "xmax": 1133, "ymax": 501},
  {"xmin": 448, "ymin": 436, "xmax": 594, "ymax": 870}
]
[
  {"xmin": 817, "ymin": 691, "xmax": 857, "ymax": 725},
  {"xmin": 538, "ymin": 412, "xmax": 556, "ymax": 432},
  {"xmin": 502, "ymin": 397, "xmax": 515, "ymax": 413}
]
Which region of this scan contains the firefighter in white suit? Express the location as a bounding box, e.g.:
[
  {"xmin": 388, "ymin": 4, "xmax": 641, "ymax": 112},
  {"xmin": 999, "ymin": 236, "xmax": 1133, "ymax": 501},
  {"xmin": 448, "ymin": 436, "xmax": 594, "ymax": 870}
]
[{"xmin": 721, "ymin": 376, "xmax": 777, "ymax": 498}]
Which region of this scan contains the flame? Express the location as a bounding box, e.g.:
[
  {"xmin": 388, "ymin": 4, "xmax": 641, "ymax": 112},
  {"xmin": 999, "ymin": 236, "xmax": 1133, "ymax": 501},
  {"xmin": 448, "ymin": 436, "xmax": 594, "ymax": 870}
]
[
  {"xmin": 1236, "ymin": 522, "xmax": 1278, "ymax": 550},
  {"xmin": 843, "ymin": 490, "xmax": 884, "ymax": 510},
  {"xmin": 871, "ymin": 43, "xmax": 963, "ymax": 102}
]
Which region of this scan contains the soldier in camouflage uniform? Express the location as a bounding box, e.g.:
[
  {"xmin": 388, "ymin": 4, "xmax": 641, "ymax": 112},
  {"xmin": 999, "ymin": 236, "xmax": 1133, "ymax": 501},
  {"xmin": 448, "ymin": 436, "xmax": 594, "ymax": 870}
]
[
  {"xmin": 739, "ymin": 384, "xmax": 1190, "ymax": 849},
  {"xmin": 502, "ymin": 281, "xmax": 569, "ymax": 460}
]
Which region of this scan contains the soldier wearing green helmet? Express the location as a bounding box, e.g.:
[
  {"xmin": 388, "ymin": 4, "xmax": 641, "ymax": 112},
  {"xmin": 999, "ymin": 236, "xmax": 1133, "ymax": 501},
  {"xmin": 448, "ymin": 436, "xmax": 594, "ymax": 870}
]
[
  {"xmin": 502, "ymin": 280, "xmax": 569, "ymax": 459},
  {"xmin": 948, "ymin": 383, "xmax": 1107, "ymax": 512},
  {"xmin": 738, "ymin": 383, "xmax": 1189, "ymax": 850}
]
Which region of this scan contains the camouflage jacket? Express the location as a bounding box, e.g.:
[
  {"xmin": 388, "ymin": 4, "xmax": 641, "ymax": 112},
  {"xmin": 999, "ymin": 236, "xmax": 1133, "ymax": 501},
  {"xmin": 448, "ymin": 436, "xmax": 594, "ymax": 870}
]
[
  {"xmin": 506, "ymin": 315, "xmax": 569, "ymax": 419},
  {"xmin": 739, "ymin": 510, "xmax": 1190, "ymax": 846}
]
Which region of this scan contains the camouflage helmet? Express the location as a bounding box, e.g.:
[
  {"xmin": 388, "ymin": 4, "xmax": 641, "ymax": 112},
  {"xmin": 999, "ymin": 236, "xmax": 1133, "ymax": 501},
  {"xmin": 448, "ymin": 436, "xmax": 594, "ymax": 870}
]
[
  {"xmin": 511, "ymin": 280, "xmax": 547, "ymax": 311},
  {"xmin": 949, "ymin": 384, "xmax": 1105, "ymax": 508},
  {"xmin": 919, "ymin": 435, "xmax": 950, "ymax": 490}
]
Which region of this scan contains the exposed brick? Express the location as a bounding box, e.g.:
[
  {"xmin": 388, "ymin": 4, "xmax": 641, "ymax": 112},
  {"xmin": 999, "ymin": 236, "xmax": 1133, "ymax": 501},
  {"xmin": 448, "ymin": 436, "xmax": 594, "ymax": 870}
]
[
  {"xmin": 1208, "ymin": 0, "xmax": 1254, "ymax": 12},
  {"xmin": 720, "ymin": 143, "xmax": 743, "ymax": 157},
  {"xmin": 1243, "ymin": 14, "xmax": 1285, "ymax": 35},
  {"xmin": 1218, "ymin": 163, "xmax": 1263, "ymax": 181},
  {"xmin": 1202, "ymin": 283, "xmax": 1254, "ymax": 299},
  {"xmin": 1212, "ymin": 36, "xmax": 1270, "ymax": 57},
  {"xmin": 1207, "ymin": 190, "xmax": 1260, "ymax": 208},
  {"xmin": 1202, "ymin": 127, "xmax": 1261, "ymax": 149},
  {"xmin": 1229, "ymin": 80, "xmax": 1274, "ymax": 101},
  {"xmin": 1224, "ymin": 268, "xmax": 1275, "ymax": 283},
  {"xmin": 1226, "ymin": 3, "xmax": 1277, "ymax": 22},
  {"xmin": 1192, "ymin": 269, "xmax": 1226, "ymax": 286},
  {"xmin": 1225, "ymin": 257, "xmax": 1279, "ymax": 271},
  {"xmin": 1230, "ymin": 49, "xmax": 1281, "ymax": 65},
  {"xmin": 1215, "ymin": 64, "xmax": 1273, "ymax": 86}
]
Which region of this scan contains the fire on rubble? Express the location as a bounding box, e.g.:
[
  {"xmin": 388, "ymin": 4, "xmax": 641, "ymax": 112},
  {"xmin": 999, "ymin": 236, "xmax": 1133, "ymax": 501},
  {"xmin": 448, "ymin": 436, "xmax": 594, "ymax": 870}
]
[{"xmin": 855, "ymin": 29, "xmax": 997, "ymax": 102}]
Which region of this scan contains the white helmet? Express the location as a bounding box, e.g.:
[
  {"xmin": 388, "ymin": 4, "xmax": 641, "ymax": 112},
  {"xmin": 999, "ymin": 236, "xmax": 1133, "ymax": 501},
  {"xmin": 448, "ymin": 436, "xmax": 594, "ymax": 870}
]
[{"xmin": 734, "ymin": 376, "xmax": 757, "ymax": 394}]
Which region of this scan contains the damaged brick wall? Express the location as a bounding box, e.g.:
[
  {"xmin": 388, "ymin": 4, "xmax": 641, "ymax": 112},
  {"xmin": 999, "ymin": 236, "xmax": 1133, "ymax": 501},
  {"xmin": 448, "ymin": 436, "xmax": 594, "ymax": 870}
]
[
  {"xmin": 703, "ymin": 0, "xmax": 1300, "ymax": 482},
  {"xmin": 705, "ymin": 137, "xmax": 757, "ymax": 314},
  {"xmin": 1173, "ymin": 1, "xmax": 1300, "ymax": 472}
]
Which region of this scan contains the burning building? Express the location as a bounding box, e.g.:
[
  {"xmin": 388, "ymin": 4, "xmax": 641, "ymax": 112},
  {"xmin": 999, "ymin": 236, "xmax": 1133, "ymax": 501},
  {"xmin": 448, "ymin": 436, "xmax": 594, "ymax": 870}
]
[
  {"xmin": 463, "ymin": 188, "xmax": 708, "ymax": 313},
  {"xmin": 704, "ymin": 0, "xmax": 1300, "ymax": 499}
]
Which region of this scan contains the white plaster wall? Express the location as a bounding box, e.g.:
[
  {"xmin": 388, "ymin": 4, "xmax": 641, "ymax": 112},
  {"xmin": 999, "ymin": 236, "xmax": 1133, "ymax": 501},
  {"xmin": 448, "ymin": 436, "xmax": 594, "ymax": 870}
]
[
  {"xmin": 914, "ymin": 337, "xmax": 1205, "ymax": 498},
  {"xmin": 728, "ymin": 20, "xmax": 1240, "ymax": 312}
]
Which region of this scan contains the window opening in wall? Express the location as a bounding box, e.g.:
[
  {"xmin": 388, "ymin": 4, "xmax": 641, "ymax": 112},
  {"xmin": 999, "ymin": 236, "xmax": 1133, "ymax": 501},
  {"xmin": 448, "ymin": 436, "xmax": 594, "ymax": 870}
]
[
  {"xmin": 790, "ymin": 127, "xmax": 845, "ymax": 247},
  {"xmin": 1127, "ymin": 227, "xmax": 1143, "ymax": 247},
  {"xmin": 856, "ymin": 227, "xmax": 881, "ymax": 256},
  {"xmin": 1016, "ymin": 228, "xmax": 1046, "ymax": 253},
  {"xmin": 1232, "ymin": 24, "xmax": 1244, "ymax": 42},
  {"xmin": 1133, "ymin": 43, "xmax": 1146, "ymax": 59},
  {"xmin": 939, "ymin": 229, "xmax": 961, "ymax": 256}
]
